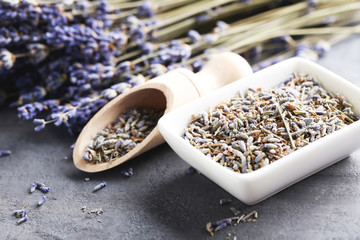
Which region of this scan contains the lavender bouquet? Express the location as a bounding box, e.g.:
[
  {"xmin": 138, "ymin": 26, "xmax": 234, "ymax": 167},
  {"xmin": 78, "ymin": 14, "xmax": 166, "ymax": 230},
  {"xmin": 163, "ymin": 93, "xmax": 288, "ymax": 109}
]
[{"xmin": 0, "ymin": 0, "xmax": 359, "ymax": 135}]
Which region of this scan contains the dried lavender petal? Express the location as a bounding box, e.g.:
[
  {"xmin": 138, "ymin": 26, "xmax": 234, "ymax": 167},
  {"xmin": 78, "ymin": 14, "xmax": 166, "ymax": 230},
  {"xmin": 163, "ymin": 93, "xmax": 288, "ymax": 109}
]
[
  {"xmin": 39, "ymin": 186, "xmax": 51, "ymax": 193},
  {"xmin": 13, "ymin": 209, "xmax": 27, "ymax": 218},
  {"xmin": 121, "ymin": 170, "xmax": 130, "ymax": 177},
  {"xmin": 214, "ymin": 222, "xmax": 228, "ymax": 232},
  {"xmin": 38, "ymin": 196, "xmax": 46, "ymax": 206},
  {"xmin": 34, "ymin": 181, "xmax": 46, "ymax": 188},
  {"xmin": 93, "ymin": 181, "xmax": 107, "ymax": 192},
  {"xmin": 187, "ymin": 166, "xmax": 196, "ymax": 175},
  {"xmin": 16, "ymin": 215, "xmax": 28, "ymax": 225},
  {"xmin": 0, "ymin": 150, "xmax": 11, "ymax": 157},
  {"xmin": 127, "ymin": 168, "xmax": 133, "ymax": 176},
  {"xmin": 30, "ymin": 183, "xmax": 37, "ymax": 193}
]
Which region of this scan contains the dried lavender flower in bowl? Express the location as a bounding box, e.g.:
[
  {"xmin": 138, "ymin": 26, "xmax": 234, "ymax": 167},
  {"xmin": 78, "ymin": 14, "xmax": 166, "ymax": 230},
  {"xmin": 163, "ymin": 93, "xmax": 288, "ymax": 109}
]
[
  {"xmin": 82, "ymin": 107, "xmax": 164, "ymax": 165},
  {"xmin": 158, "ymin": 57, "xmax": 360, "ymax": 204}
]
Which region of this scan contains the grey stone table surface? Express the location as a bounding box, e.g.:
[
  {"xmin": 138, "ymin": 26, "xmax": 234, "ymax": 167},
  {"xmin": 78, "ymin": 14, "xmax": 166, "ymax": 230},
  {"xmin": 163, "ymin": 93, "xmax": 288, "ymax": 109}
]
[{"xmin": 1, "ymin": 35, "xmax": 360, "ymax": 240}]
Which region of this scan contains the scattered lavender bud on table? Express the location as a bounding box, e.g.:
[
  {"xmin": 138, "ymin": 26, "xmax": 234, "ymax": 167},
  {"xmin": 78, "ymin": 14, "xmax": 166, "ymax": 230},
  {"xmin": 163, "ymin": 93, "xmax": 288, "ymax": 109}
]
[
  {"xmin": 187, "ymin": 166, "xmax": 196, "ymax": 175},
  {"xmin": 30, "ymin": 181, "xmax": 50, "ymax": 193},
  {"xmin": 13, "ymin": 206, "xmax": 29, "ymax": 225},
  {"xmin": 0, "ymin": 150, "xmax": 11, "ymax": 157},
  {"xmin": 121, "ymin": 168, "xmax": 134, "ymax": 177},
  {"xmin": 13, "ymin": 209, "xmax": 27, "ymax": 218},
  {"xmin": 38, "ymin": 196, "xmax": 46, "ymax": 206},
  {"xmin": 16, "ymin": 215, "xmax": 28, "ymax": 225},
  {"xmin": 84, "ymin": 178, "xmax": 90, "ymax": 181},
  {"xmin": 93, "ymin": 181, "xmax": 107, "ymax": 192},
  {"xmin": 187, "ymin": 166, "xmax": 201, "ymax": 175},
  {"xmin": 34, "ymin": 181, "xmax": 46, "ymax": 188},
  {"xmin": 81, "ymin": 206, "xmax": 87, "ymax": 212},
  {"xmin": 206, "ymin": 211, "xmax": 258, "ymax": 236},
  {"xmin": 39, "ymin": 186, "xmax": 51, "ymax": 193},
  {"xmin": 214, "ymin": 222, "xmax": 228, "ymax": 232},
  {"xmin": 220, "ymin": 199, "xmax": 232, "ymax": 205},
  {"xmin": 29, "ymin": 183, "xmax": 37, "ymax": 193}
]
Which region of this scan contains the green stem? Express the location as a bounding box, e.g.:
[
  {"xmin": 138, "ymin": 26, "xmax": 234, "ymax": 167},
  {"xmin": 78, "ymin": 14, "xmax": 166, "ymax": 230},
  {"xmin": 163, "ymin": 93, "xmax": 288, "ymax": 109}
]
[{"xmin": 150, "ymin": 0, "xmax": 236, "ymax": 30}]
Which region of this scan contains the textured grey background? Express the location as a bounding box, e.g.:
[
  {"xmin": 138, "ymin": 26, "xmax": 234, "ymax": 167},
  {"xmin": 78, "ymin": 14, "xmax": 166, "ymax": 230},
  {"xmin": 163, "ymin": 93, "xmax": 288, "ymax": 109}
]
[{"xmin": 1, "ymin": 35, "xmax": 360, "ymax": 240}]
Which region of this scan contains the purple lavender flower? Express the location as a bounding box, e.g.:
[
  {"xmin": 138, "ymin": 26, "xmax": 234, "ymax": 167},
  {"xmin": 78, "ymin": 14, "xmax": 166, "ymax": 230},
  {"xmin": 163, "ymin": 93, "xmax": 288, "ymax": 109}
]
[
  {"xmin": 187, "ymin": 166, "xmax": 196, "ymax": 175},
  {"xmin": 34, "ymin": 181, "xmax": 46, "ymax": 187},
  {"xmin": 39, "ymin": 186, "xmax": 51, "ymax": 193},
  {"xmin": 16, "ymin": 215, "xmax": 28, "ymax": 225},
  {"xmin": 322, "ymin": 16, "xmax": 336, "ymax": 25},
  {"xmin": 187, "ymin": 30, "xmax": 201, "ymax": 44},
  {"xmin": 0, "ymin": 48, "xmax": 15, "ymax": 70},
  {"xmin": 30, "ymin": 182, "xmax": 37, "ymax": 193},
  {"xmin": 93, "ymin": 181, "xmax": 107, "ymax": 192},
  {"xmin": 0, "ymin": 1, "xmax": 68, "ymax": 27},
  {"xmin": 212, "ymin": 218, "xmax": 231, "ymax": 229},
  {"xmin": 314, "ymin": 40, "xmax": 331, "ymax": 57},
  {"xmin": 12, "ymin": 86, "xmax": 47, "ymax": 107},
  {"xmin": 137, "ymin": 0, "xmax": 156, "ymax": 18},
  {"xmin": 127, "ymin": 168, "xmax": 133, "ymax": 176},
  {"xmin": 13, "ymin": 209, "xmax": 27, "ymax": 218},
  {"xmin": 33, "ymin": 118, "xmax": 46, "ymax": 131},
  {"xmin": 125, "ymin": 15, "xmax": 148, "ymax": 43},
  {"xmin": 95, "ymin": 0, "xmax": 113, "ymax": 27},
  {"xmin": 149, "ymin": 64, "xmax": 167, "ymax": 77},
  {"xmin": 111, "ymin": 82, "xmax": 131, "ymax": 94},
  {"xmin": 74, "ymin": 0, "xmax": 90, "ymax": 11},
  {"xmin": 18, "ymin": 102, "xmax": 45, "ymax": 120},
  {"xmin": 214, "ymin": 21, "xmax": 229, "ymax": 33},
  {"xmin": 82, "ymin": 152, "xmax": 92, "ymax": 162},
  {"xmin": 38, "ymin": 196, "xmax": 46, "ymax": 206},
  {"xmin": 191, "ymin": 59, "xmax": 203, "ymax": 73},
  {"xmin": 128, "ymin": 74, "xmax": 146, "ymax": 87},
  {"xmin": 69, "ymin": 62, "xmax": 116, "ymax": 86},
  {"xmin": 141, "ymin": 42, "xmax": 155, "ymax": 55},
  {"xmin": 0, "ymin": 24, "xmax": 43, "ymax": 47},
  {"xmin": 296, "ymin": 43, "xmax": 318, "ymax": 61},
  {"xmin": 50, "ymin": 112, "xmax": 66, "ymax": 126},
  {"xmin": 307, "ymin": 0, "xmax": 319, "ymax": 7},
  {"xmin": 214, "ymin": 222, "xmax": 228, "ymax": 232},
  {"xmin": 27, "ymin": 43, "xmax": 49, "ymax": 64},
  {"xmin": 0, "ymin": 150, "xmax": 11, "ymax": 157},
  {"xmin": 101, "ymin": 88, "xmax": 117, "ymax": 100},
  {"xmin": 121, "ymin": 168, "xmax": 133, "ymax": 177},
  {"xmin": 197, "ymin": 11, "xmax": 211, "ymax": 23}
]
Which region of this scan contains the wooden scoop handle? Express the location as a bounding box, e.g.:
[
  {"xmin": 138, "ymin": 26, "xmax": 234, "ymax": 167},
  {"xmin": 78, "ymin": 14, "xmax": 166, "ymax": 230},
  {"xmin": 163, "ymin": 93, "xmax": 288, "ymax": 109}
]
[{"xmin": 180, "ymin": 52, "xmax": 253, "ymax": 97}]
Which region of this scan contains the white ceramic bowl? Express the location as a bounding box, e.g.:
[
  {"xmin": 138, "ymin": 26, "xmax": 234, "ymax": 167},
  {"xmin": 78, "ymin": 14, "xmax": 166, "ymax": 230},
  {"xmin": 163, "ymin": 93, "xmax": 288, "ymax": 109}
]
[{"xmin": 158, "ymin": 57, "xmax": 360, "ymax": 205}]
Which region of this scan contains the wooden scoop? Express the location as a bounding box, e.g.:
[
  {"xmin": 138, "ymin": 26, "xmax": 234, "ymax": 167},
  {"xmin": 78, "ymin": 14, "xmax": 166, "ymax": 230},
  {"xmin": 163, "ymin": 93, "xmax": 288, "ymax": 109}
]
[{"xmin": 73, "ymin": 52, "xmax": 253, "ymax": 172}]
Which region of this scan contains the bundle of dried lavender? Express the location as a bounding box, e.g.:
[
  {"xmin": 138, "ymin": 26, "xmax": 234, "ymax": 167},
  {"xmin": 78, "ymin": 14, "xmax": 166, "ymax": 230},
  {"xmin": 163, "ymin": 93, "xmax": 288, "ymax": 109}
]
[{"xmin": 0, "ymin": 0, "xmax": 357, "ymax": 136}]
